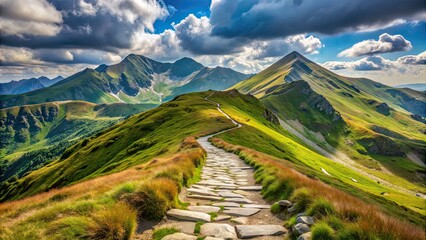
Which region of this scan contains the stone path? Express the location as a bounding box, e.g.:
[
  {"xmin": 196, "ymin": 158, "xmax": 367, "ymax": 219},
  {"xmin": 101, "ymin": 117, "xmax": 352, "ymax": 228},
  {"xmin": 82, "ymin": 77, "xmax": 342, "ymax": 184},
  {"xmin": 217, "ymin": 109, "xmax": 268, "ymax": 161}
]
[{"xmin": 139, "ymin": 95, "xmax": 287, "ymax": 239}]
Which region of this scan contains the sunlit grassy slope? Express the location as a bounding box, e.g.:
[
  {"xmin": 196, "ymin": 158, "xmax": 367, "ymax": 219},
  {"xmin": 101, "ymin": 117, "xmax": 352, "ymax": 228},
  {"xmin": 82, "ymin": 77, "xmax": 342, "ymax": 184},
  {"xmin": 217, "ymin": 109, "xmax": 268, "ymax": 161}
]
[
  {"xmin": 233, "ymin": 51, "xmax": 426, "ymax": 184},
  {"xmin": 0, "ymin": 101, "xmax": 155, "ymax": 184},
  {"xmin": 0, "ymin": 92, "xmax": 235, "ymax": 201},
  {"xmin": 0, "ymin": 90, "xmax": 423, "ymax": 240},
  {"xmin": 209, "ymin": 91, "xmax": 425, "ymax": 221}
]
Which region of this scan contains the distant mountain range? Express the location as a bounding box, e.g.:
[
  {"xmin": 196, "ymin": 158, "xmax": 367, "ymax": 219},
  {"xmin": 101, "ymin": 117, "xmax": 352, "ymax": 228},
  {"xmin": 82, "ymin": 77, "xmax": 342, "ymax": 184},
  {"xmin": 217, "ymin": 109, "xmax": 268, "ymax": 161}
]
[
  {"xmin": 395, "ymin": 83, "xmax": 426, "ymax": 91},
  {"xmin": 0, "ymin": 76, "xmax": 64, "ymax": 95},
  {"xmin": 0, "ymin": 55, "xmax": 249, "ymax": 108}
]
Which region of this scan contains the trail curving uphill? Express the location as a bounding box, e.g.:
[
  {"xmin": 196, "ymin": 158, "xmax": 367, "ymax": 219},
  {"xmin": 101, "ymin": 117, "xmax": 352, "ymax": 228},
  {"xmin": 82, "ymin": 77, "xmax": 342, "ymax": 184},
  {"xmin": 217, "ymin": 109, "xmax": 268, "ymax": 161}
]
[{"xmin": 139, "ymin": 92, "xmax": 287, "ymax": 239}]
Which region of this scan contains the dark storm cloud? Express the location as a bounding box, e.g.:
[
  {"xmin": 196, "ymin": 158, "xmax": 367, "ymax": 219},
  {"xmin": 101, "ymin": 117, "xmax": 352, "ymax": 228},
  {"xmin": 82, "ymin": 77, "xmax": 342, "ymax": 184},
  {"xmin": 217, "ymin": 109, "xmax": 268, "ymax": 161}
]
[
  {"xmin": 1, "ymin": 0, "xmax": 168, "ymax": 52},
  {"xmin": 210, "ymin": 0, "xmax": 425, "ymax": 39}
]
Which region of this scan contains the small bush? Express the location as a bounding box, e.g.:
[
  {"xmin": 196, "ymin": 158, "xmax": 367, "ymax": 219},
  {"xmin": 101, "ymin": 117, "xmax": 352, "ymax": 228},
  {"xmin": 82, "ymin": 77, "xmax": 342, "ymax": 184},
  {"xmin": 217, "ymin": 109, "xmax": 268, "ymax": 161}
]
[
  {"xmin": 290, "ymin": 188, "xmax": 312, "ymax": 212},
  {"xmin": 312, "ymin": 222, "xmax": 334, "ymax": 240},
  {"xmin": 307, "ymin": 198, "xmax": 335, "ymax": 218},
  {"xmin": 152, "ymin": 227, "xmax": 179, "ymax": 240},
  {"xmin": 270, "ymin": 202, "xmax": 283, "ymax": 214},
  {"xmin": 336, "ymin": 224, "xmax": 365, "ymax": 240},
  {"xmin": 88, "ymin": 202, "xmax": 137, "ymax": 240},
  {"xmin": 326, "ymin": 216, "xmax": 344, "ymax": 231},
  {"xmin": 122, "ymin": 178, "xmax": 178, "ymax": 220}
]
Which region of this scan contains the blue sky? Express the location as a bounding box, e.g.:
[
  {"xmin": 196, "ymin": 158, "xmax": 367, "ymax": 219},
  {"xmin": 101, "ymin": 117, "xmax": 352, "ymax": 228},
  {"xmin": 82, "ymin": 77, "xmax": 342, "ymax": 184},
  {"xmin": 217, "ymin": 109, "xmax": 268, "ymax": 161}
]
[{"xmin": 0, "ymin": 0, "xmax": 425, "ymax": 85}]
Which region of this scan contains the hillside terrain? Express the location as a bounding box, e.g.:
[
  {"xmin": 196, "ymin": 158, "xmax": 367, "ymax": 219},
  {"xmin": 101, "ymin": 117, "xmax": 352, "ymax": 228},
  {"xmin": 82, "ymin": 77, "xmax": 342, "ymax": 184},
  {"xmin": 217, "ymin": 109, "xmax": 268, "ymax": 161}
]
[
  {"xmin": 0, "ymin": 55, "xmax": 249, "ymax": 108},
  {"xmin": 0, "ymin": 76, "xmax": 64, "ymax": 94},
  {"xmin": 0, "ymin": 90, "xmax": 423, "ymax": 240},
  {"xmin": 0, "ymin": 101, "xmax": 155, "ymax": 184},
  {"xmin": 234, "ymin": 51, "xmax": 426, "ymax": 184}
]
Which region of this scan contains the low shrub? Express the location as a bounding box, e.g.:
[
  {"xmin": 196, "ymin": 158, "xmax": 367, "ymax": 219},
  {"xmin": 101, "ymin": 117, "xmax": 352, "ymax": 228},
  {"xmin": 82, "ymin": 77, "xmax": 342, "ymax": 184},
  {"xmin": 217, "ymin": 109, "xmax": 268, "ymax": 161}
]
[
  {"xmin": 290, "ymin": 188, "xmax": 312, "ymax": 212},
  {"xmin": 307, "ymin": 198, "xmax": 335, "ymax": 218},
  {"xmin": 270, "ymin": 202, "xmax": 283, "ymax": 214},
  {"xmin": 88, "ymin": 202, "xmax": 137, "ymax": 240},
  {"xmin": 122, "ymin": 178, "xmax": 178, "ymax": 220},
  {"xmin": 312, "ymin": 222, "xmax": 334, "ymax": 240}
]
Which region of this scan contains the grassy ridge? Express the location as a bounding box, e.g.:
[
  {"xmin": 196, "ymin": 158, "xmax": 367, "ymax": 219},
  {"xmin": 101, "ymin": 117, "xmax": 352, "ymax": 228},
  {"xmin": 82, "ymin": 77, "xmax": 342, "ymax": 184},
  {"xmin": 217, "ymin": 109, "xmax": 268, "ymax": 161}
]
[{"xmin": 0, "ymin": 92, "xmax": 235, "ymax": 201}]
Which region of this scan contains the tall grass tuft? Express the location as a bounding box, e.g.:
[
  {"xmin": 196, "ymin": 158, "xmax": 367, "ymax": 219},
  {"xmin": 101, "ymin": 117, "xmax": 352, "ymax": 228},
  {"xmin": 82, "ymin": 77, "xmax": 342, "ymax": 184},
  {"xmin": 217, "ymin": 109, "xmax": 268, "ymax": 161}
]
[
  {"xmin": 88, "ymin": 202, "xmax": 137, "ymax": 240},
  {"xmin": 307, "ymin": 198, "xmax": 335, "ymax": 218},
  {"xmin": 311, "ymin": 222, "xmax": 334, "ymax": 240}
]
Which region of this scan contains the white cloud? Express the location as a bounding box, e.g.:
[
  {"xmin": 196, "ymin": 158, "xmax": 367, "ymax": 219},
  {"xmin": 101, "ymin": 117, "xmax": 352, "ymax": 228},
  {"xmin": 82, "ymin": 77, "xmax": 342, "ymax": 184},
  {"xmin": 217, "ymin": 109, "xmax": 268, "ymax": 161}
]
[
  {"xmin": 285, "ymin": 34, "xmax": 324, "ymax": 54},
  {"xmin": 78, "ymin": 0, "xmax": 97, "ymax": 16},
  {"xmin": 338, "ymin": 33, "xmax": 412, "ymax": 57},
  {"xmin": 96, "ymin": 0, "xmax": 169, "ymax": 31},
  {"xmin": 0, "ymin": 0, "xmax": 63, "ymax": 36},
  {"xmin": 324, "ymin": 56, "xmax": 395, "ymax": 71},
  {"xmin": 397, "ymin": 51, "xmax": 426, "ymax": 65}
]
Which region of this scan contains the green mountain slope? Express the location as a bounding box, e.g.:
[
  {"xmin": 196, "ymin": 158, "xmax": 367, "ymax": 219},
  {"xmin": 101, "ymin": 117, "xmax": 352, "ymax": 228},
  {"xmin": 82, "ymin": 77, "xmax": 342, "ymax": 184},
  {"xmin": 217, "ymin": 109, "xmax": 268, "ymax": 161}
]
[
  {"xmin": 233, "ymin": 51, "xmax": 425, "ymax": 183},
  {"xmin": 0, "ymin": 90, "xmax": 423, "ymax": 239},
  {"xmin": 0, "ymin": 55, "xmax": 249, "ymax": 108},
  {"xmin": 165, "ymin": 66, "xmax": 250, "ymax": 100},
  {"xmin": 0, "ymin": 101, "xmax": 155, "ymax": 183}
]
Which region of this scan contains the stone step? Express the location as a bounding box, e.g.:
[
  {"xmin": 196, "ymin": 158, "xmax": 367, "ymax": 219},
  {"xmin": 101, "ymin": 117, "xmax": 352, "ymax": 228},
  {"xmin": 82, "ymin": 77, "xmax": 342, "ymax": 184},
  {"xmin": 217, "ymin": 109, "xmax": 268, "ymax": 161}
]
[
  {"xmin": 223, "ymin": 198, "xmax": 253, "ymax": 204},
  {"xmin": 237, "ymin": 186, "xmax": 262, "ymax": 191},
  {"xmin": 235, "ymin": 225, "xmax": 288, "ymax": 239},
  {"xmin": 223, "ymin": 207, "xmax": 260, "ymax": 216},
  {"xmin": 187, "ymin": 188, "xmax": 218, "ymax": 196},
  {"xmin": 187, "ymin": 194, "xmax": 222, "ymax": 201},
  {"xmin": 242, "ymin": 204, "xmax": 270, "ymax": 209},
  {"xmin": 187, "ymin": 205, "xmax": 220, "ymax": 213},
  {"xmin": 166, "ymin": 209, "xmax": 211, "ymax": 222},
  {"xmin": 161, "ymin": 232, "xmax": 197, "ymax": 240},
  {"xmin": 200, "ymin": 223, "xmax": 237, "ymax": 239},
  {"xmin": 212, "ymin": 202, "xmax": 241, "ymax": 208}
]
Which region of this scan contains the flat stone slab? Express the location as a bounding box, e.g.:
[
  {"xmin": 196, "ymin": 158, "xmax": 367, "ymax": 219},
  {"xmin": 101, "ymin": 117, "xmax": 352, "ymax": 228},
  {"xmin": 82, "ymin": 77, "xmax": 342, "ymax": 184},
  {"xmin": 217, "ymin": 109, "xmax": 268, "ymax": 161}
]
[
  {"xmin": 214, "ymin": 215, "xmax": 232, "ymax": 221},
  {"xmin": 235, "ymin": 225, "xmax": 287, "ymax": 239},
  {"xmin": 223, "ymin": 208, "xmax": 260, "ymax": 216},
  {"xmin": 166, "ymin": 209, "xmax": 211, "ymax": 222},
  {"xmin": 204, "ymin": 237, "xmax": 224, "ymax": 240},
  {"xmin": 242, "ymin": 204, "xmax": 271, "ymax": 209},
  {"xmin": 231, "ymin": 217, "xmax": 248, "ymax": 224},
  {"xmin": 237, "ymin": 186, "xmax": 262, "ymax": 191},
  {"xmin": 212, "ymin": 202, "xmax": 240, "ymax": 207},
  {"xmin": 161, "ymin": 232, "xmax": 197, "ymax": 240},
  {"xmin": 187, "ymin": 205, "xmax": 220, "ymax": 213},
  {"xmin": 188, "ymin": 188, "xmax": 218, "ymax": 196},
  {"xmin": 156, "ymin": 222, "xmax": 195, "ymax": 235},
  {"xmin": 200, "ymin": 223, "xmax": 237, "ymax": 239},
  {"xmin": 223, "ymin": 198, "xmax": 252, "ymax": 204},
  {"xmin": 187, "ymin": 195, "xmax": 222, "ymax": 201},
  {"xmin": 217, "ymin": 191, "xmax": 244, "ymax": 198}
]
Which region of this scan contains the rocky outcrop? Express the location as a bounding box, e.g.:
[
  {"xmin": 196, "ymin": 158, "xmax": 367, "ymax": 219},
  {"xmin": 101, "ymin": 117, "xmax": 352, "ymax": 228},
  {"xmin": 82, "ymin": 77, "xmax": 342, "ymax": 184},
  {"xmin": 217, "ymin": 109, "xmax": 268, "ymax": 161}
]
[
  {"xmin": 376, "ymin": 103, "xmax": 391, "ymax": 116},
  {"xmin": 360, "ymin": 136, "xmax": 404, "ymax": 156},
  {"xmin": 300, "ymin": 82, "xmax": 343, "ymax": 122}
]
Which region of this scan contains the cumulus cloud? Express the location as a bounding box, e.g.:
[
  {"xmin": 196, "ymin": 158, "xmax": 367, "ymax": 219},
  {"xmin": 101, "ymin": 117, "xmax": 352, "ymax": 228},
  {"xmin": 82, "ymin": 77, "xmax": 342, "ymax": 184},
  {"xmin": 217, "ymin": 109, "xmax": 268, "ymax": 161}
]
[
  {"xmin": 209, "ymin": 0, "xmax": 424, "ymax": 40},
  {"xmin": 397, "ymin": 51, "xmax": 426, "ymax": 65},
  {"xmin": 324, "ymin": 56, "xmax": 395, "ymax": 71},
  {"xmin": 172, "ymin": 14, "xmax": 247, "ymax": 55},
  {"xmin": 1, "ymin": 0, "xmax": 171, "ymax": 51},
  {"xmin": 338, "ymin": 33, "xmax": 412, "ymax": 57},
  {"xmin": 0, "ymin": 0, "xmax": 63, "ymax": 36},
  {"xmin": 285, "ymin": 34, "xmax": 323, "ymax": 54}
]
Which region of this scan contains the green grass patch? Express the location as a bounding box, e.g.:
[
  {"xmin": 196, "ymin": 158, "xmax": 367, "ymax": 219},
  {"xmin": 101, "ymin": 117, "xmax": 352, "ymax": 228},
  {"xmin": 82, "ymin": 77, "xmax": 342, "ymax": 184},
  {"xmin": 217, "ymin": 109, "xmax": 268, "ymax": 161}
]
[{"xmin": 152, "ymin": 227, "xmax": 179, "ymax": 240}]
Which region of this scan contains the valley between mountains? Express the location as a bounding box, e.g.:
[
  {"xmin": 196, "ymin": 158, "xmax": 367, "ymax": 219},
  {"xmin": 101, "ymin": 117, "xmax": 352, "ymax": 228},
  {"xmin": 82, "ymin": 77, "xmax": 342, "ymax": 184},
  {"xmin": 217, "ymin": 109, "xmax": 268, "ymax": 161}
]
[{"xmin": 0, "ymin": 52, "xmax": 424, "ymax": 240}]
